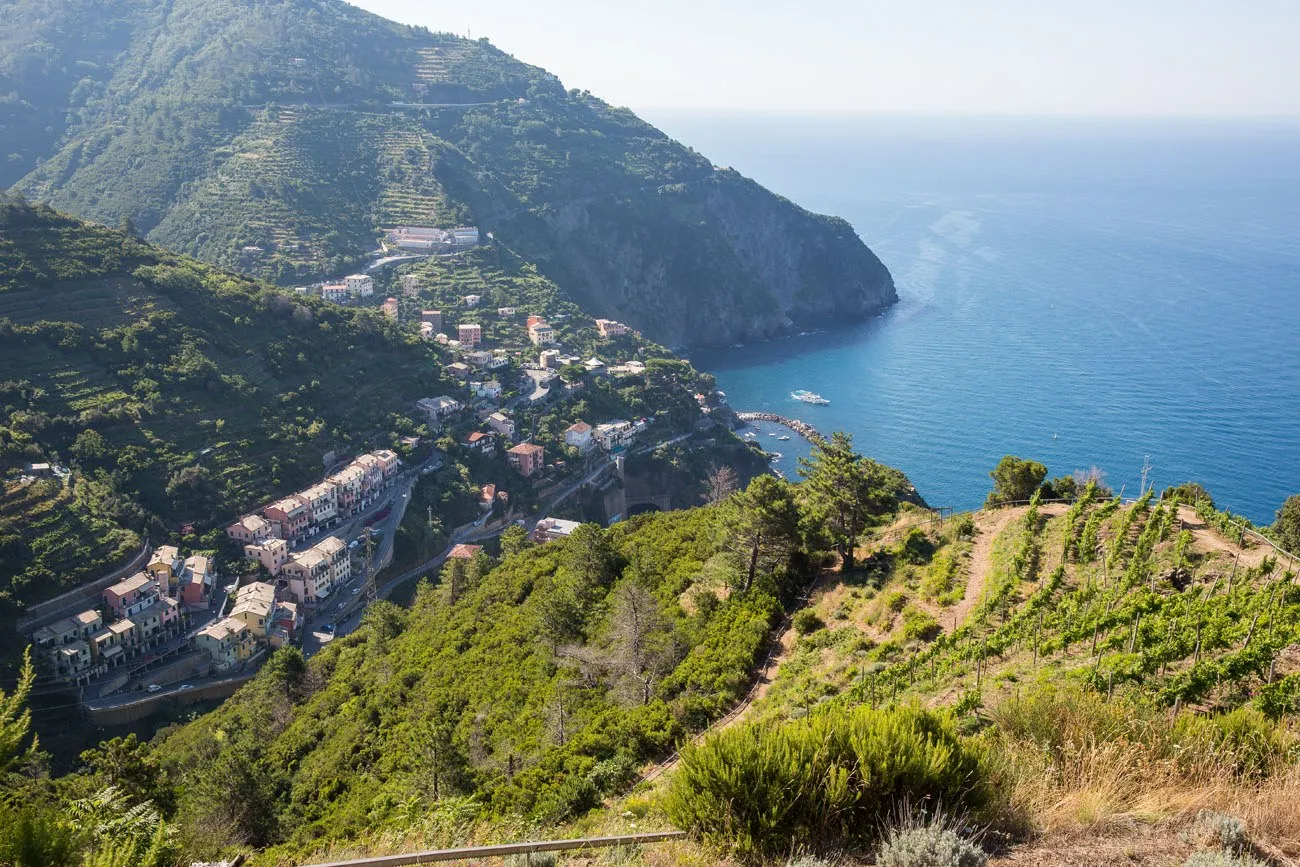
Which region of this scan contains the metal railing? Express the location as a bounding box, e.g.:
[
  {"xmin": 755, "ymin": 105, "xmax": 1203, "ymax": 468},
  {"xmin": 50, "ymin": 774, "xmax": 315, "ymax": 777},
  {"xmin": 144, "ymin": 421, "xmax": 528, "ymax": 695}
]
[{"xmin": 302, "ymin": 831, "xmax": 686, "ymax": 866}]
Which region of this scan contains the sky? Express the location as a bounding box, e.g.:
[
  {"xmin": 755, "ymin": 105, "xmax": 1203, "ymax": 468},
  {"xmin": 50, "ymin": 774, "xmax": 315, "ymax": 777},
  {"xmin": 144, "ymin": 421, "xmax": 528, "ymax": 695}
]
[{"xmin": 350, "ymin": 0, "xmax": 1298, "ymax": 116}]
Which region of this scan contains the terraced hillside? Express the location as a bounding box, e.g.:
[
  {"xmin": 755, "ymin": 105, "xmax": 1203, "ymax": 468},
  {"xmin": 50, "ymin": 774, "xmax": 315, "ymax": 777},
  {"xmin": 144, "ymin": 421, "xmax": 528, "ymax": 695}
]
[
  {"xmin": 4, "ymin": 0, "xmax": 896, "ymax": 346},
  {"xmin": 750, "ymin": 489, "xmax": 1300, "ymax": 724},
  {"xmin": 0, "ymin": 198, "xmax": 454, "ymax": 612}
]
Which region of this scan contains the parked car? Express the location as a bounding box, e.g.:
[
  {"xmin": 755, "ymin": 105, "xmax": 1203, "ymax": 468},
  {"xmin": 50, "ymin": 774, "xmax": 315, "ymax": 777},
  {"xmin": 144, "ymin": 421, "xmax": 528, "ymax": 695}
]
[
  {"xmin": 146, "ymin": 684, "xmax": 161, "ymax": 693},
  {"xmin": 348, "ymin": 539, "xmax": 360, "ymax": 550},
  {"xmin": 322, "ymin": 623, "xmax": 335, "ymax": 633},
  {"xmin": 179, "ymin": 684, "xmax": 193, "ymax": 690}
]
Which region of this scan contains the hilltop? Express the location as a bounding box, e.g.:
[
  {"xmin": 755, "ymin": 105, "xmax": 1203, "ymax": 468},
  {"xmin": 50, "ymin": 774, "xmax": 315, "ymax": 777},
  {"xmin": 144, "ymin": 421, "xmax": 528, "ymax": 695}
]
[{"xmin": 1, "ymin": 0, "xmax": 896, "ymax": 347}]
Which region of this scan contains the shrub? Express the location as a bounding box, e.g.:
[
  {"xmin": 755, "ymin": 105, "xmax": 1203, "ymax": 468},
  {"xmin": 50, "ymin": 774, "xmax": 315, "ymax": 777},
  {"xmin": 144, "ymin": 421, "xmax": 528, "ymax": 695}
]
[
  {"xmin": 794, "ymin": 609, "xmax": 825, "ymax": 635},
  {"xmin": 877, "ymin": 818, "xmax": 986, "ymax": 867},
  {"xmin": 505, "ymin": 853, "xmax": 558, "ymax": 867},
  {"xmin": 1181, "ymin": 810, "xmax": 1246, "ymax": 853},
  {"xmin": 1182, "ymin": 853, "xmax": 1266, "ymax": 867},
  {"xmin": 901, "ymin": 606, "xmax": 942, "ymax": 643},
  {"xmin": 664, "ymin": 705, "xmax": 988, "ymax": 856},
  {"xmin": 786, "ymin": 857, "xmax": 835, "ymax": 867},
  {"xmin": 899, "ymin": 529, "xmax": 935, "ymax": 565}
]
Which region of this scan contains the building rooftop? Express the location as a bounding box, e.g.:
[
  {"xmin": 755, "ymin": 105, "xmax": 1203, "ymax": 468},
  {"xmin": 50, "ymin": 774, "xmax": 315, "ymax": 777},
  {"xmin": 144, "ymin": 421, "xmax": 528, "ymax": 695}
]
[
  {"xmin": 74, "ymin": 610, "xmax": 101, "ymax": 627},
  {"xmin": 507, "ymin": 442, "xmax": 544, "ymax": 456},
  {"xmin": 566, "ymin": 421, "xmax": 592, "ymax": 434},
  {"xmin": 448, "ymin": 544, "xmax": 483, "ymax": 560},
  {"xmin": 107, "ymin": 572, "xmax": 154, "ymax": 598}
]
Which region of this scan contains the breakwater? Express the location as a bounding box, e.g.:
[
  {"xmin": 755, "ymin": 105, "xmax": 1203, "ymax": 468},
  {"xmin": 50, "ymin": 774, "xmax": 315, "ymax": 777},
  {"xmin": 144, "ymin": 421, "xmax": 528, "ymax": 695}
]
[{"xmin": 735, "ymin": 412, "xmax": 825, "ymax": 446}]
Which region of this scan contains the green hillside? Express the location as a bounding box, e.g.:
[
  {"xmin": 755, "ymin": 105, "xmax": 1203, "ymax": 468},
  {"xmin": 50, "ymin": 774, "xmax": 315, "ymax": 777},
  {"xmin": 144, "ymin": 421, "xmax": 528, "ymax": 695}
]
[
  {"xmin": 0, "ymin": 196, "xmax": 458, "ymax": 611},
  {"xmin": 3, "ymin": 0, "xmax": 896, "ymax": 347}
]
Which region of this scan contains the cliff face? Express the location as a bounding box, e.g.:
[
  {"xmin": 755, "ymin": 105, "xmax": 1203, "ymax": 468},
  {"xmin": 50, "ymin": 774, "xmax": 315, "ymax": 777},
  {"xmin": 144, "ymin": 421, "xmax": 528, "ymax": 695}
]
[{"xmin": 505, "ymin": 170, "xmax": 897, "ymax": 348}]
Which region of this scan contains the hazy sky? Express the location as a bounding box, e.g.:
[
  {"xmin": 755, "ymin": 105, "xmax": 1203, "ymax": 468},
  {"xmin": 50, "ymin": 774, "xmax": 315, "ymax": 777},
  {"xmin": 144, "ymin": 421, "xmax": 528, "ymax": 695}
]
[{"xmin": 350, "ymin": 0, "xmax": 1297, "ymax": 116}]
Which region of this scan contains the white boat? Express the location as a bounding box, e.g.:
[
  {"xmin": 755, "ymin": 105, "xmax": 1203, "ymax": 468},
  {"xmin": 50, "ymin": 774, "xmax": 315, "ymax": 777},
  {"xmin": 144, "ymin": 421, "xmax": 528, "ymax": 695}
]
[
  {"xmin": 778, "ymin": 435, "xmax": 791, "ymax": 441},
  {"xmin": 768, "ymin": 432, "xmax": 776, "ymax": 437},
  {"xmin": 791, "ymin": 389, "xmax": 830, "ymax": 406}
]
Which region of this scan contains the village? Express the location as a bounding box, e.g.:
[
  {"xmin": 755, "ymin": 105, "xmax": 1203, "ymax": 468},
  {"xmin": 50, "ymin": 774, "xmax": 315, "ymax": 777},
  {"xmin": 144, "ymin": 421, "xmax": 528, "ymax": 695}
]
[{"xmin": 26, "ymin": 234, "xmax": 734, "ymax": 700}]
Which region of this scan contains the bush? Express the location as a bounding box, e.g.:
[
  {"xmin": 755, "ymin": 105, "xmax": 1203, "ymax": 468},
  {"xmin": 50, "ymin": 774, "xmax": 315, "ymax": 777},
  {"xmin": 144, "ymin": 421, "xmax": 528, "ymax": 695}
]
[
  {"xmin": 877, "ymin": 819, "xmax": 986, "ymax": 867},
  {"xmin": 1182, "ymin": 853, "xmax": 1266, "ymax": 867},
  {"xmin": 901, "ymin": 606, "xmax": 942, "ymax": 643},
  {"xmin": 504, "ymin": 853, "xmax": 558, "ymax": 867},
  {"xmin": 793, "ymin": 609, "xmax": 825, "ymax": 635},
  {"xmin": 786, "ymin": 857, "xmax": 835, "ymax": 867},
  {"xmin": 1181, "ymin": 810, "xmax": 1246, "ymax": 853},
  {"xmin": 664, "ymin": 705, "xmax": 988, "ymax": 856}
]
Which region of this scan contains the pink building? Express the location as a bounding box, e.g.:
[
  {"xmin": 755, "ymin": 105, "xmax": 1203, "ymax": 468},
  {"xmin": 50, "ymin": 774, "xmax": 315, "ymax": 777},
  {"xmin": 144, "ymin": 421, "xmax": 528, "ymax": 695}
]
[
  {"xmin": 507, "ymin": 443, "xmax": 545, "ymax": 478},
  {"xmin": 244, "ymin": 537, "xmax": 290, "ymax": 577},
  {"xmin": 264, "ymin": 495, "xmax": 309, "ymax": 541},
  {"xmin": 226, "ymin": 514, "xmax": 275, "ymax": 543},
  {"xmin": 458, "ymin": 323, "xmax": 482, "ymax": 348},
  {"xmin": 103, "ymin": 573, "xmax": 161, "ymax": 619}
]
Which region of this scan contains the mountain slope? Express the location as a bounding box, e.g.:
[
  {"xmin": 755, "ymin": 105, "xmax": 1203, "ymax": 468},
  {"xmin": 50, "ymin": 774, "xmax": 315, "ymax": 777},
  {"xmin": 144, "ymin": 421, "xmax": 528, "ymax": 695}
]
[
  {"xmin": 0, "ymin": 197, "xmax": 466, "ymax": 612},
  {"xmin": 1, "ymin": 0, "xmax": 896, "ymax": 346}
]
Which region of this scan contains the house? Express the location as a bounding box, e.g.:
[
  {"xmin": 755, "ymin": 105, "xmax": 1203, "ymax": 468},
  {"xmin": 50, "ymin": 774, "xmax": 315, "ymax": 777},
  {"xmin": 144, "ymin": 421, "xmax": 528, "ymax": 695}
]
[
  {"xmin": 473, "ymin": 380, "xmax": 503, "ymax": 400},
  {"xmin": 462, "ymin": 294, "xmax": 481, "ymax": 307},
  {"xmin": 321, "ymin": 282, "xmax": 348, "ymax": 304},
  {"xmin": 458, "ymin": 323, "xmax": 482, "ymax": 348},
  {"xmin": 27, "ymin": 462, "xmax": 52, "ymax": 477},
  {"xmin": 345, "ymin": 274, "xmax": 374, "ymax": 297},
  {"xmin": 229, "ymin": 582, "xmax": 276, "ymax": 638},
  {"xmin": 283, "ymin": 536, "xmax": 350, "ymax": 604},
  {"xmin": 146, "ymin": 545, "xmax": 182, "ymax": 593},
  {"xmin": 244, "ymin": 537, "xmax": 290, "ymax": 576},
  {"xmin": 594, "ymin": 420, "xmax": 637, "ymax": 451},
  {"xmin": 369, "ymin": 449, "xmax": 401, "ymax": 480},
  {"xmin": 528, "ymin": 320, "xmax": 556, "ymax": 346},
  {"xmin": 464, "ymin": 350, "xmax": 493, "ymax": 368},
  {"xmin": 421, "ymin": 310, "xmax": 443, "ymax": 331},
  {"xmin": 388, "ymin": 226, "xmax": 454, "ymax": 251},
  {"xmin": 609, "ymin": 360, "xmax": 647, "ymax": 377},
  {"xmin": 506, "ymin": 442, "xmax": 545, "ymax": 478},
  {"xmin": 227, "ymin": 514, "xmax": 274, "ymax": 544},
  {"xmin": 485, "ymin": 354, "xmax": 510, "ymax": 371},
  {"xmin": 486, "ymin": 411, "xmax": 515, "ymax": 439},
  {"xmin": 497, "ymin": 306, "xmax": 517, "ymax": 317},
  {"xmin": 196, "ymin": 618, "xmax": 255, "ymax": 672},
  {"xmin": 444, "ymin": 361, "xmax": 472, "ymax": 380},
  {"xmin": 479, "ymin": 483, "xmax": 497, "ymax": 509},
  {"xmin": 382, "ymin": 297, "xmax": 399, "ymax": 320},
  {"xmin": 131, "ymin": 597, "xmax": 181, "ymax": 646},
  {"xmin": 417, "ymin": 396, "xmax": 463, "ymax": 423},
  {"xmin": 539, "ymin": 349, "xmax": 561, "ymax": 369},
  {"xmin": 180, "ymin": 554, "xmax": 216, "ymax": 606},
  {"xmin": 447, "ymin": 543, "xmax": 483, "ymax": 560},
  {"xmin": 452, "ymin": 227, "xmax": 480, "ymax": 246},
  {"xmin": 584, "ymin": 357, "xmax": 606, "ymax": 373},
  {"xmin": 527, "ymin": 315, "xmax": 546, "ymax": 329},
  {"xmin": 463, "ymin": 431, "xmax": 497, "ymax": 454},
  {"xmin": 103, "ymin": 573, "xmax": 162, "ymax": 619},
  {"xmin": 299, "ymin": 481, "xmax": 339, "ymax": 531},
  {"xmin": 327, "ymin": 464, "xmax": 366, "ymax": 515},
  {"xmin": 564, "ymin": 421, "xmax": 594, "ymax": 453},
  {"xmin": 400, "ymin": 274, "xmax": 421, "ymax": 297},
  {"xmin": 268, "ymin": 600, "xmax": 301, "ymax": 648},
  {"xmin": 264, "ymin": 495, "xmax": 309, "ymax": 541},
  {"xmin": 595, "ymin": 319, "xmax": 629, "ymax": 338},
  {"xmin": 419, "ymin": 322, "xmax": 436, "ymax": 340},
  {"xmin": 534, "ymin": 517, "xmax": 583, "ymax": 544}
]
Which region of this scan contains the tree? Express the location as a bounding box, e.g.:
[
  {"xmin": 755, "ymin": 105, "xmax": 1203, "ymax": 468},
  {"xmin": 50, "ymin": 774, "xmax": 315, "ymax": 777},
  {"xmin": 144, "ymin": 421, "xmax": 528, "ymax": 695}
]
[
  {"xmin": 499, "ymin": 524, "xmax": 531, "ymax": 559},
  {"xmin": 77, "ymin": 735, "xmax": 175, "ymax": 816},
  {"xmin": 561, "ymin": 523, "xmax": 617, "ymax": 595},
  {"xmin": 985, "ymin": 455, "xmax": 1048, "ymax": 506},
  {"xmin": 606, "ymin": 581, "xmax": 676, "ymax": 705},
  {"xmin": 443, "ymin": 558, "xmax": 467, "ymax": 604},
  {"xmin": 1275, "ymin": 494, "xmax": 1300, "ymax": 554},
  {"xmin": 0, "ymin": 648, "xmax": 36, "ymax": 775},
  {"xmin": 727, "ymin": 474, "xmax": 802, "ymax": 592},
  {"xmin": 798, "ymin": 432, "xmax": 895, "ymax": 571},
  {"xmin": 703, "ymin": 465, "xmax": 739, "ymax": 505}
]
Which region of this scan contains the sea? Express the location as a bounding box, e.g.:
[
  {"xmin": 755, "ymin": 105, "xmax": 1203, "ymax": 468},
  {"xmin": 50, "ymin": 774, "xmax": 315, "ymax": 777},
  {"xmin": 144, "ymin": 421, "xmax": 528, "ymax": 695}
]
[{"xmin": 643, "ymin": 113, "xmax": 1300, "ymax": 524}]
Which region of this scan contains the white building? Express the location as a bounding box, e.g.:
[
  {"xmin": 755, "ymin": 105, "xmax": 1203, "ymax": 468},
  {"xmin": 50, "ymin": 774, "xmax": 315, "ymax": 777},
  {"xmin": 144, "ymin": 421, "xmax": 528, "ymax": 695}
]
[
  {"xmin": 345, "ymin": 274, "xmax": 374, "ymax": 297},
  {"xmin": 452, "ymin": 227, "xmax": 481, "ymax": 246},
  {"xmin": 534, "ymin": 517, "xmax": 582, "ymax": 544},
  {"xmin": 417, "ymin": 396, "xmax": 463, "ymax": 423},
  {"xmin": 463, "ymin": 294, "xmax": 481, "ymax": 308},
  {"xmin": 594, "ymin": 420, "xmax": 637, "ymax": 451},
  {"xmin": 472, "ymin": 380, "xmax": 503, "ymax": 400},
  {"xmin": 564, "ymin": 421, "xmax": 594, "ymax": 453},
  {"xmin": 320, "ymin": 283, "xmax": 348, "ymax": 304},
  {"xmin": 400, "ymin": 274, "xmax": 421, "ymax": 296},
  {"xmin": 487, "ymin": 411, "xmax": 515, "ymax": 439}
]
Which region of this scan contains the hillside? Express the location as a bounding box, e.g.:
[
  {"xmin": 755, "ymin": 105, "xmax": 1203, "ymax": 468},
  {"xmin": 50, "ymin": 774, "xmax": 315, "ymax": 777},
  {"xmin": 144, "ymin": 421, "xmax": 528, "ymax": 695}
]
[
  {"xmin": 0, "ymin": 0, "xmax": 896, "ymax": 347},
  {"xmin": 0, "ymin": 196, "xmax": 465, "ymax": 614},
  {"xmin": 96, "ymin": 463, "xmax": 1299, "ymax": 866}
]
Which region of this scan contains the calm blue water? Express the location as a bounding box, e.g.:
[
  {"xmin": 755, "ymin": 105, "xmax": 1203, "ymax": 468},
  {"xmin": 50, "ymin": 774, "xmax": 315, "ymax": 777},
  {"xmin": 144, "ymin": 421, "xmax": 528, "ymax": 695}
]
[{"xmin": 644, "ymin": 114, "xmax": 1300, "ymax": 524}]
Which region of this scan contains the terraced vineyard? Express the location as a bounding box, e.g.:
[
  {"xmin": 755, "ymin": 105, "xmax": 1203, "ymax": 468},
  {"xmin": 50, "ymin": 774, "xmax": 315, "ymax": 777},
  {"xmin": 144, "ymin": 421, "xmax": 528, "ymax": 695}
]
[{"xmin": 754, "ymin": 488, "xmax": 1300, "ymax": 722}]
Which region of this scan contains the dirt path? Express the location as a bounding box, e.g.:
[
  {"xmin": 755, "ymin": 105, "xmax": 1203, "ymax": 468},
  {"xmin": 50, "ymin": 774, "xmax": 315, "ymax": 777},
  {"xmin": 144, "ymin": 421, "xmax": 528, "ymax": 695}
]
[{"xmin": 1176, "ymin": 505, "xmax": 1285, "ymax": 571}]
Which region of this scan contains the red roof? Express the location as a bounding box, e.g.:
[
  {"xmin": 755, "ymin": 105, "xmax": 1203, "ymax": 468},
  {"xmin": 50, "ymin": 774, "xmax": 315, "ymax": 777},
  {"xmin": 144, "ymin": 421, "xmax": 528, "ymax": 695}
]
[
  {"xmin": 566, "ymin": 421, "xmax": 592, "ymax": 434},
  {"xmin": 507, "ymin": 442, "xmax": 544, "ymax": 456},
  {"xmin": 448, "ymin": 544, "xmax": 483, "ymax": 560}
]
